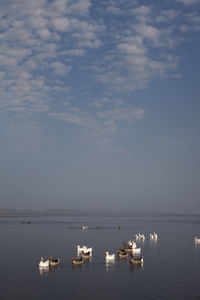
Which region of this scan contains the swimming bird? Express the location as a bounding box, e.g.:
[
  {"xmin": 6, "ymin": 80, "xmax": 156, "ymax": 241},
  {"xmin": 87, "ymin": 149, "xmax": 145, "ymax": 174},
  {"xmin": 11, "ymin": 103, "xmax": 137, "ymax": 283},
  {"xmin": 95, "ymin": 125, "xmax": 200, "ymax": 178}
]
[
  {"xmin": 123, "ymin": 242, "xmax": 135, "ymax": 251},
  {"xmin": 118, "ymin": 249, "xmax": 129, "ymax": 258},
  {"xmin": 150, "ymin": 232, "xmax": 158, "ymax": 240},
  {"xmin": 49, "ymin": 256, "xmax": 60, "ymax": 266},
  {"xmin": 105, "ymin": 252, "xmax": 115, "ymax": 260},
  {"xmin": 81, "ymin": 251, "xmax": 91, "ymax": 259},
  {"xmin": 135, "ymin": 233, "xmax": 145, "ymax": 240},
  {"xmin": 77, "ymin": 245, "xmax": 87, "ymax": 252},
  {"xmin": 130, "ymin": 255, "xmax": 144, "ymax": 264},
  {"xmin": 39, "ymin": 257, "xmax": 49, "ymax": 267},
  {"xmin": 77, "ymin": 245, "xmax": 93, "ymax": 254},
  {"xmin": 72, "ymin": 257, "xmax": 83, "ymax": 265},
  {"xmin": 132, "ymin": 248, "xmax": 141, "ymax": 254},
  {"xmin": 128, "ymin": 240, "xmax": 137, "ymax": 248}
]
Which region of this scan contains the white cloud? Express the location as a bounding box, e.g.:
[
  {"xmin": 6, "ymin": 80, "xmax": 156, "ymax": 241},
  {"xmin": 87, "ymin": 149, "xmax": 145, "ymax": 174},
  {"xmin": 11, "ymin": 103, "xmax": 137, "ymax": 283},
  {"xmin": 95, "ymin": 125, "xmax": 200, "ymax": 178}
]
[
  {"xmin": 52, "ymin": 18, "xmax": 70, "ymax": 31},
  {"xmin": 132, "ymin": 24, "xmax": 161, "ymax": 46},
  {"xmin": 176, "ymin": 0, "xmax": 200, "ymax": 4},
  {"xmin": 118, "ymin": 36, "xmax": 147, "ymax": 55},
  {"xmin": 50, "ymin": 61, "xmax": 71, "ymax": 75},
  {"xmin": 107, "ymin": 6, "xmax": 122, "ymax": 15}
]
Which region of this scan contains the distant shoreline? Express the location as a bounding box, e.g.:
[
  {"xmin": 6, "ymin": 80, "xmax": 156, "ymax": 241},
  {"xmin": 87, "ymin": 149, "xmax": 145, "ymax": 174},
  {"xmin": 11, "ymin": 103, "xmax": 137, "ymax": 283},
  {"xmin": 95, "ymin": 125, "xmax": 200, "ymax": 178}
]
[{"xmin": 0, "ymin": 209, "xmax": 199, "ymax": 218}]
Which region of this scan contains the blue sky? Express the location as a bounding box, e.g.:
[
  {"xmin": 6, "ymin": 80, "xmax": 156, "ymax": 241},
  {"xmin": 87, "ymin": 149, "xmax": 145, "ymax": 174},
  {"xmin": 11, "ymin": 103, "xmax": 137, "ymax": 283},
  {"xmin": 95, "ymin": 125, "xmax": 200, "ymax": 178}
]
[{"xmin": 0, "ymin": 0, "xmax": 200, "ymax": 213}]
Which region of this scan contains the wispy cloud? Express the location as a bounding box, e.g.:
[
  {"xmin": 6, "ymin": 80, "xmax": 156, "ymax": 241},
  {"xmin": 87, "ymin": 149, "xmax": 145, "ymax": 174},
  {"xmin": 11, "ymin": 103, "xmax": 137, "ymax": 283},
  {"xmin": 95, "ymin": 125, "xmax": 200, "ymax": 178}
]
[{"xmin": 0, "ymin": 0, "xmax": 199, "ymax": 146}]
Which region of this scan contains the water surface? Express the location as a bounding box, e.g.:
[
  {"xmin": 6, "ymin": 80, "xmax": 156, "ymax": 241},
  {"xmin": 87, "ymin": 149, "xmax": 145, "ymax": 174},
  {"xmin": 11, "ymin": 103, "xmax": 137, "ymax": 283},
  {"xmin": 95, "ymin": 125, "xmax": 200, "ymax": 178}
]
[{"xmin": 0, "ymin": 214, "xmax": 200, "ymax": 299}]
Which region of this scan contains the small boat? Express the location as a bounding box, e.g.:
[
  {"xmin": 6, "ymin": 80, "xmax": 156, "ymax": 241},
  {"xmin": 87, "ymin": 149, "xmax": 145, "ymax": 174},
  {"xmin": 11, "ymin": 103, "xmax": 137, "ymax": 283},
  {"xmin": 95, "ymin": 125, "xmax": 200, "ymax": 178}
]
[
  {"xmin": 39, "ymin": 257, "xmax": 49, "ymax": 267},
  {"xmin": 105, "ymin": 252, "xmax": 115, "ymax": 260},
  {"xmin": 130, "ymin": 256, "xmax": 144, "ymax": 264},
  {"xmin": 81, "ymin": 251, "xmax": 91, "ymax": 259},
  {"xmin": 72, "ymin": 257, "xmax": 83, "ymax": 265},
  {"xmin": 49, "ymin": 256, "xmax": 60, "ymax": 266}
]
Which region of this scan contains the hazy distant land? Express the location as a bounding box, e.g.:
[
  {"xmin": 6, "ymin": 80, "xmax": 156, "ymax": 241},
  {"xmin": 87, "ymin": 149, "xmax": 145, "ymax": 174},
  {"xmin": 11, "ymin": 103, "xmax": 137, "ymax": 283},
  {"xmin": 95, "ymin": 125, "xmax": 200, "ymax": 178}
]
[{"xmin": 0, "ymin": 209, "xmax": 199, "ymax": 218}]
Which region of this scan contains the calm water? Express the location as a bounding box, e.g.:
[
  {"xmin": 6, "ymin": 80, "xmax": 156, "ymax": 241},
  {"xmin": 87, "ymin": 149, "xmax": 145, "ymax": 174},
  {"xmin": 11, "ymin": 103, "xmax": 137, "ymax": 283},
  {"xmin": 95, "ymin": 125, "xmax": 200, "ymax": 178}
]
[{"xmin": 0, "ymin": 214, "xmax": 200, "ymax": 299}]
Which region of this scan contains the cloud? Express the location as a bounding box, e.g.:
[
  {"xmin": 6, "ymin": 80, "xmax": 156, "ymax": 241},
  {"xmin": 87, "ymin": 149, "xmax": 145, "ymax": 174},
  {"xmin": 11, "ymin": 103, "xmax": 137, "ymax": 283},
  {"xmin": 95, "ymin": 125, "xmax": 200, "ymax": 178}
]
[
  {"xmin": 50, "ymin": 61, "xmax": 71, "ymax": 75},
  {"xmin": 49, "ymin": 98, "xmax": 145, "ymax": 145},
  {"xmin": 0, "ymin": 0, "xmax": 199, "ymax": 145},
  {"xmin": 176, "ymin": 0, "xmax": 200, "ymax": 4}
]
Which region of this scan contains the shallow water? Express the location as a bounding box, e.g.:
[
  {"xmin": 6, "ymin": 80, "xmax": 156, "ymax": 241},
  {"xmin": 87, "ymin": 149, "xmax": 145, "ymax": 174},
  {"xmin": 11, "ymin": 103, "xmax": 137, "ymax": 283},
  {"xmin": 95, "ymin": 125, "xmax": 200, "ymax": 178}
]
[{"xmin": 0, "ymin": 214, "xmax": 200, "ymax": 299}]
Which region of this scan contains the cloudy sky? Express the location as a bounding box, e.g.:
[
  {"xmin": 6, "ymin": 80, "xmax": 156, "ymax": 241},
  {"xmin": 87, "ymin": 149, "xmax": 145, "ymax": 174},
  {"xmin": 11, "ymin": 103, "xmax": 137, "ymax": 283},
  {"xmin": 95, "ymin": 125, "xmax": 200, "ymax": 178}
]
[{"xmin": 0, "ymin": 0, "xmax": 200, "ymax": 213}]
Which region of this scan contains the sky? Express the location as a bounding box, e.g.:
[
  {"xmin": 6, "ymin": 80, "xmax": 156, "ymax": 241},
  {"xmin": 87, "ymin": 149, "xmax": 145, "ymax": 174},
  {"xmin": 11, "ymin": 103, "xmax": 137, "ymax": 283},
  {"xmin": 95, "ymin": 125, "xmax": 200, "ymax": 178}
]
[{"xmin": 0, "ymin": 0, "xmax": 200, "ymax": 214}]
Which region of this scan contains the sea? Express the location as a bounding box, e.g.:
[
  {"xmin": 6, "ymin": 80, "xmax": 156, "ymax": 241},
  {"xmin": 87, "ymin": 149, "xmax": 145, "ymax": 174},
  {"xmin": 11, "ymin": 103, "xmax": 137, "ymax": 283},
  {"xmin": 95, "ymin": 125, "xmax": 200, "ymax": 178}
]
[{"xmin": 0, "ymin": 213, "xmax": 200, "ymax": 300}]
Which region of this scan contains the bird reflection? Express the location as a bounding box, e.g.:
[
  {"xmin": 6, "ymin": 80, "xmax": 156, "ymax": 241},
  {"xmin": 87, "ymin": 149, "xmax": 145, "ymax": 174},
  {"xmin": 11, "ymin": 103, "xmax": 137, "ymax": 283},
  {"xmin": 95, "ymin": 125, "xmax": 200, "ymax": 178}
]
[
  {"xmin": 150, "ymin": 239, "xmax": 158, "ymax": 247},
  {"xmin": 72, "ymin": 264, "xmax": 83, "ymax": 271},
  {"xmin": 130, "ymin": 262, "xmax": 143, "ymax": 272},
  {"xmin": 105, "ymin": 260, "xmax": 115, "ymax": 271},
  {"xmin": 39, "ymin": 266, "xmax": 50, "ymax": 277},
  {"xmin": 39, "ymin": 265, "xmax": 59, "ymax": 277}
]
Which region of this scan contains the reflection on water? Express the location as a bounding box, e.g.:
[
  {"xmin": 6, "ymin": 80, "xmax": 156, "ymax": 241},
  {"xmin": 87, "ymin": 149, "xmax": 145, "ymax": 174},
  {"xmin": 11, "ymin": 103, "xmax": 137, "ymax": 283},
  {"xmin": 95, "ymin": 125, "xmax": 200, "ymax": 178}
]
[
  {"xmin": 150, "ymin": 239, "xmax": 158, "ymax": 247},
  {"xmin": 39, "ymin": 265, "xmax": 60, "ymax": 277},
  {"xmin": 130, "ymin": 262, "xmax": 143, "ymax": 273},
  {"xmin": 1, "ymin": 214, "xmax": 200, "ymax": 300},
  {"xmin": 105, "ymin": 260, "xmax": 115, "ymax": 271},
  {"xmin": 39, "ymin": 266, "xmax": 49, "ymax": 277},
  {"xmin": 71, "ymin": 264, "xmax": 83, "ymax": 272}
]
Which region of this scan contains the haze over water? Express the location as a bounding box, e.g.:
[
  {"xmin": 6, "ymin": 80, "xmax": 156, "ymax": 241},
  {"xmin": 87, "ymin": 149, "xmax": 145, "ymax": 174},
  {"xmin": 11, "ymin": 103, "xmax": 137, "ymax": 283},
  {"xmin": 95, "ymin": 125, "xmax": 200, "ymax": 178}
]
[{"xmin": 1, "ymin": 213, "xmax": 200, "ymax": 299}]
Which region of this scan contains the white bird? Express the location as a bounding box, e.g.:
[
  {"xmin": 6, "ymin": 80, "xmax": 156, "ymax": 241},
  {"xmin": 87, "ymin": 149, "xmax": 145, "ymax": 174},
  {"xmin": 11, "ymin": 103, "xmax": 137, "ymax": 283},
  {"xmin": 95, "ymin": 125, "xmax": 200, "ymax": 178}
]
[
  {"xmin": 105, "ymin": 252, "xmax": 115, "ymax": 260},
  {"xmin": 39, "ymin": 257, "xmax": 49, "ymax": 267},
  {"xmin": 136, "ymin": 233, "xmax": 145, "ymax": 240},
  {"xmin": 128, "ymin": 240, "xmax": 137, "ymax": 248},
  {"xmin": 132, "ymin": 247, "xmax": 141, "ymax": 254},
  {"xmin": 150, "ymin": 232, "xmax": 158, "ymax": 240},
  {"xmin": 77, "ymin": 245, "xmax": 93, "ymax": 254},
  {"xmin": 77, "ymin": 245, "xmax": 87, "ymax": 252},
  {"xmin": 82, "ymin": 226, "xmax": 88, "ymax": 230}
]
